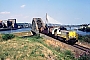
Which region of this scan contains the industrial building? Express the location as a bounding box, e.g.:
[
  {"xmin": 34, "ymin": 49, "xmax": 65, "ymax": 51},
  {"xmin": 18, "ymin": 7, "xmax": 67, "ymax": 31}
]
[
  {"xmin": 0, "ymin": 19, "xmax": 31, "ymax": 30},
  {"xmin": 17, "ymin": 23, "xmax": 31, "ymax": 28},
  {"xmin": 0, "ymin": 19, "xmax": 18, "ymax": 28}
]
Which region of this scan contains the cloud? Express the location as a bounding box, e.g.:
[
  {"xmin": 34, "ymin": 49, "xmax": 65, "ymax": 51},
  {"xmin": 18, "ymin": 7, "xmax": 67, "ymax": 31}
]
[
  {"xmin": 20, "ymin": 5, "xmax": 26, "ymax": 8},
  {"xmin": 0, "ymin": 11, "xmax": 10, "ymax": 14}
]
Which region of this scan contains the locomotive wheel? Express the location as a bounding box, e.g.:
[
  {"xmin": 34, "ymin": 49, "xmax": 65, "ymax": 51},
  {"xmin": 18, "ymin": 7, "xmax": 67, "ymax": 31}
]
[
  {"xmin": 68, "ymin": 40, "xmax": 76, "ymax": 45},
  {"xmin": 53, "ymin": 35, "xmax": 56, "ymax": 39},
  {"xmin": 57, "ymin": 36, "xmax": 65, "ymax": 42}
]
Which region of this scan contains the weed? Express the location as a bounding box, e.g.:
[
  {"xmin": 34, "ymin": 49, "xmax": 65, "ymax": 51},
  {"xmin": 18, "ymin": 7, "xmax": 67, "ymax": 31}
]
[
  {"xmin": 55, "ymin": 47, "xmax": 61, "ymax": 52},
  {"xmin": 78, "ymin": 54, "xmax": 90, "ymax": 60},
  {"xmin": 40, "ymin": 54, "xmax": 45, "ymax": 57},
  {"xmin": 31, "ymin": 50, "xmax": 36, "ymax": 55},
  {"xmin": 63, "ymin": 50, "xmax": 74, "ymax": 59},
  {"xmin": 2, "ymin": 34, "xmax": 15, "ymax": 41},
  {"xmin": 0, "ymin": 54, "xmax": 5, "ymax": 60},
  {"xmin": 0, "ymin": 52, "xmax": 9, "ymax": 60},
  {"xmin": 14, "ymin": 55, "xmax": 16, "ymax": 59},
  {"xmin": 3, "ymin": 52, "xmax": 8, "ymax": 56},
  {"xmin": 64, "ymin": 50, "xmax": 72, "ymax": 56},
  {"xmin": 20, "ymin": 55, "xmax": 25, "ymax": 59}
]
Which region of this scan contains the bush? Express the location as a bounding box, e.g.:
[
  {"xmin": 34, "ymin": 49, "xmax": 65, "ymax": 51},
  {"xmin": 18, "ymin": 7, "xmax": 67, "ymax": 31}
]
[
  {"xmin": 78, "ymin": 54, "xmax": 90, "ymax": 60},
  {"xmin": 64, "ymin": 50, "xmax": 74, "ymax": 59},
  {"xmin": 78, "ymin": 35, "xmax": 83, "ymax": 40},
  {"xmin": 2, "ymin": 34, "xmax": 15, "ymax": 41},
  {"xmin": 78, "ymin": 35, "xmax": 90, "ymax": 43}
]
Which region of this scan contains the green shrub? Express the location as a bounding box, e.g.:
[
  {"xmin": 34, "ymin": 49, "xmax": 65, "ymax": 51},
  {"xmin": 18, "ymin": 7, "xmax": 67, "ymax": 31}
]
[
  {"xmin": 78, "ymin": 35, "xmax": 83, "ymax": 40},
  {"xmin": 78, "ymin": 35, "xmax": 90, "ymax": 43},
  {"xmin": 2, "ymin": 34, "xmax": 15, "ymax": 41},
  {"xmin": 78, "ymin": 54, "xmax": 90, "ymax": 60},
  {"xmin": 40, "ymin": 54, "xmax": 45, "ymax": 57},
  {"xmin": 64, "ymin": 50, "xmax": 74, "ymax": 59},
  {"xmin": 64, "ymin": 50, "xmax": 73, "ymax": 56},
  {"xmin": 32, "ymin": 34, "xmax": 42, "ymax": 39}
]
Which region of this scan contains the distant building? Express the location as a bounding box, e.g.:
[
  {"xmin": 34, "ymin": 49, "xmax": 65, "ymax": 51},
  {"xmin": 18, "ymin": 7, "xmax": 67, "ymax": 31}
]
[
  {"xmin": 8, "ymin": 19, "xmax": 17, "ymax": 28},
  {"xmin": 0, "ymin": 19, "xmax": 18, "ymax": 28},
  {"xmin": 88, "ymin": 25, "xmax": 90, "ymax": 27},
  {"xmin": 3, "ymin": 20, "xmax": 7, "ymax": 27},
  {"xmin": 17, "ymin": 23, "xmax": 31, "ymax": 28},
  {"xmin": 0, "ymin": 19, "xmax": 31, "ymax": 29},
  {"xmin": 0, "ymin": 20, "xmax": 3, "ymax": 28}
]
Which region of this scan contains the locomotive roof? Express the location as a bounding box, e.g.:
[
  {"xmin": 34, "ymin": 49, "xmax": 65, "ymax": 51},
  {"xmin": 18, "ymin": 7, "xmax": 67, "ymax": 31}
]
[{"xmin": 60, "ymin": 30, "xmax": 70, "ymax": 32}]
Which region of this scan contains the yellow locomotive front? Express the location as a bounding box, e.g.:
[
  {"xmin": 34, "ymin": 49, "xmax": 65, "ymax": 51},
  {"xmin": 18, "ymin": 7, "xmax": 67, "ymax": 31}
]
[
  {"xmin": 68, "ymin": 31, "xmax": 78, "ymax": 40},
  {"xmin": 55, "ymin": 29, "xmax": 78, "ymax": 44},
  {"xmin": 67, "ymin": 31, "xmax": 78, "ymax": 44}
]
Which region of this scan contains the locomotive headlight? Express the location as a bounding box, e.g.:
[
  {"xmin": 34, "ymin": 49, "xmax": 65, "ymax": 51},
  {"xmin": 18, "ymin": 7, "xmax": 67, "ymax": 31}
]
[{"xmin": 69, "ymin": 36, "xmax": 72, "ymax": 38}]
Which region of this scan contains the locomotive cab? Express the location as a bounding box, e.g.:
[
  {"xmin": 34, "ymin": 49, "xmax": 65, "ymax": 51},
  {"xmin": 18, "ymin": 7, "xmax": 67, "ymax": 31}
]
[{"xmin": 54, "ymin": 29, "xmax": 78, "ymax": 44}]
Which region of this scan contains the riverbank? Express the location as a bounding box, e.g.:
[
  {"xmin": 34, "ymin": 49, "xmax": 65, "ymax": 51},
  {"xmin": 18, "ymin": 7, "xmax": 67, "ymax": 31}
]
[
  {"xmin": 78, "ymin": 27, "xmax": 90, "ymax": 32},
  {"xmin": 0, "ymin": 28, "xmax": 17, "ymax": 31},
  {"xmin": 0, "ymin": 28, "xmax": 31, "ymax": 34}
]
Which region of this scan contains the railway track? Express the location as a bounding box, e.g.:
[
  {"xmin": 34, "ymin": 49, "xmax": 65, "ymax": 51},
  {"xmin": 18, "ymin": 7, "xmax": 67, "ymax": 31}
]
[
  {"xmin": 21, "ymin": 32, "xmax": 90, "ymax": 57},
  {"xmin": 41, "ymin": 33, "xmax": 90, "ymax": 51},
  {"xmin": 55, "ymin": 35, "xmax": 90, "ymax": 54},
  {"xmin": 40, "ymin": 33, "xmax": 90, "ymax": 57},
  {"xmin": 73, "ymin": 44, "xmax": 90, "ymax": 53},
  {"xmin": 31, "ymin": 17, "xmax": 90, "ymax": 58}
]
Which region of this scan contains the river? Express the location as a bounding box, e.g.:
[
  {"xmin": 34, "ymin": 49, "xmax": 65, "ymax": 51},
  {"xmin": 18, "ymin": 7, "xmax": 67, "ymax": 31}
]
[
  {"xmin": 0, "ymin": 27, "xmax": 90, "ymax": 35},
  {"xmin": 0, "ymin": 28, "xmax": 31, "ymax": 34},
  {"xmin": 66, "ymin": 27, "xmax": 90, "ymax": 35}
]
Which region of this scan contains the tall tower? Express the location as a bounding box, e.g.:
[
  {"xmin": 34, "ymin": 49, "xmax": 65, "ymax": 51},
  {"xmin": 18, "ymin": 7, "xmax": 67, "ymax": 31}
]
[{"xmin": 46, "ymin": 13, "xmax": 48, "ymax": 23}]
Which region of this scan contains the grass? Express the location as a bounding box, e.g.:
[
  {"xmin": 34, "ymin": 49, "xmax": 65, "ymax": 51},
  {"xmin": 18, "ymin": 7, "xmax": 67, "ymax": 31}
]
[
  {"xmin": 0, "ymin": 34, "xmax": 51, "ymax": 60},
  {"xmin": 24, "ymin": 34, "xmax": 76, "ymax": 60},
  {"xmin": 0, "ymin": 34, "xmax": 88, "ymax": 60}
]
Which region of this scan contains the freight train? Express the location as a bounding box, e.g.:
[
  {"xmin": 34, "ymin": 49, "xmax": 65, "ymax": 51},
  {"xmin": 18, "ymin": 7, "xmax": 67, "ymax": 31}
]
[
  {"xmin": 31, "ymin": 18, "xmax": 78, "ymax": 44},
  {"xmin": 40, "ymin": 26, "xmax": 78, "ymax": 44}
]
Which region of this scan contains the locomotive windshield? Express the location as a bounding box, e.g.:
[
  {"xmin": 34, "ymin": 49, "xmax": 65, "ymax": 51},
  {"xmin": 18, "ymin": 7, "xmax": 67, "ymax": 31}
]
[{"xmin": 59, "ymin": 26, "xmax": 67, "ymax": 30}]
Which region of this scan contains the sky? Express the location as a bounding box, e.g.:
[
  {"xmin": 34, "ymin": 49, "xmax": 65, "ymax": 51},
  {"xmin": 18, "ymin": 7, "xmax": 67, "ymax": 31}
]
[{"xmin": 0, "ymin": 0, "xmax": 90, "ymax": 25}]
